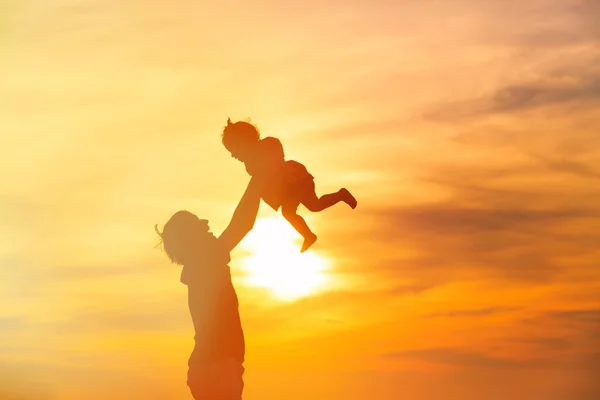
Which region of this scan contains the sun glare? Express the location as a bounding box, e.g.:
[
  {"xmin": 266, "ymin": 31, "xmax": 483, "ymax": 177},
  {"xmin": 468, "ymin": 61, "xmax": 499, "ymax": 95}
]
[{"xmin": 239, "ymin": 217, "xmax": 331, "ymax": 301}]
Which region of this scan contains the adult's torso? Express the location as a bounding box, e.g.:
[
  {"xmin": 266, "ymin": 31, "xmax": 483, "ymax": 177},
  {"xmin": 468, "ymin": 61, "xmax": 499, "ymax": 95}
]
[{"xmin": 182, "ymin": 245, "xmax": 245, "ymax": 365}]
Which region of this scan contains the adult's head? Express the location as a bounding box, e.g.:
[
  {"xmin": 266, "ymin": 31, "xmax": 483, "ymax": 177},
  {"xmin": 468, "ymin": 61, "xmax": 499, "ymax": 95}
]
[{"xmin": 155, "ymin": 210, "xmax": 217, "ymax": 266}]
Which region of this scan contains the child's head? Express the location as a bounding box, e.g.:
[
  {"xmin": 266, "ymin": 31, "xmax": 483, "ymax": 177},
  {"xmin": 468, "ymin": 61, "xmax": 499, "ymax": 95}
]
[{"xmin": 221, "ymin": 118, "xmax": 260, "ymax": 162}]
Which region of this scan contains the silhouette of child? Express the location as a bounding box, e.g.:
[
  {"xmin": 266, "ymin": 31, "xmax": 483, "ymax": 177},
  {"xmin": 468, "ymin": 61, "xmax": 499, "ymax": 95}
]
[{"xmin": 221, "ymin": 118, "xmax": 357, "ymax": 253}]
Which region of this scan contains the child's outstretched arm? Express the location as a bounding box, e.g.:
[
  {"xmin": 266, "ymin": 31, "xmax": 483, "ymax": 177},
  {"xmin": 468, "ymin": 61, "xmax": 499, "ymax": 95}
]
[{"xmin": 218, "ymin": 177, "xmax": 262, "ymax": 253}]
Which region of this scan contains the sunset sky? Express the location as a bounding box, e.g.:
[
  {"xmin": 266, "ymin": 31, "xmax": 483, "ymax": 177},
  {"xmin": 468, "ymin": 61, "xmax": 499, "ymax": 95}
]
[{"xmin": 1, "ymin": 0, "xmax": 599, "ymax": 399}]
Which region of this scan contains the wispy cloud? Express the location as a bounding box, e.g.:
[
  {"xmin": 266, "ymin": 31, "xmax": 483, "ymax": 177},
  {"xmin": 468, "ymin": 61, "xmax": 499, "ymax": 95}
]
[
  {"xmin": 425, "ymin": 307, "xmax": 518, "ymax": 319},
  {"xmin": 386, "ymin": 347, "xmax": 546, "ymax": 369},
  {"xmin": 425, "ymin": 67, "xmax": 600, "ymax": 122}
]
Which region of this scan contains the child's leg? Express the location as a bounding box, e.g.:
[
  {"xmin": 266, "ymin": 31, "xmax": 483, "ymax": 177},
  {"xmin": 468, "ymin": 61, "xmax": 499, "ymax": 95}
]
[
  {"xmin": 281, "ymin": 200, "xmax": 317, "ymax": 253},
  {"xmin": 301, "ymin": 181, "xmax": 357, "ymax": 211}
]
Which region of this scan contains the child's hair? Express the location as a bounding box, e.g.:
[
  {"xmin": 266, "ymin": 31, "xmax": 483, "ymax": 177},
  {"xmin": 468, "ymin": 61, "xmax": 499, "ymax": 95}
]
[
  {"xmin": 154, "ymin": 210, "xmax": 210, "ymax": 266},
  {"xmin": 222, "ymin": 118, "xmax": 260, "ymax": 148}
]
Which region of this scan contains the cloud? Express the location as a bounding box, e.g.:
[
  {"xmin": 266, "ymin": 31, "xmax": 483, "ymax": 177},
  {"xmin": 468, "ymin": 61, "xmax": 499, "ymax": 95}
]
[
  {"xmin": 385, "ymin": 347, "xmax": 545, "ymax": 369},
  {"xmin": 421, "ymin": 2, "xmax": 600, "ymax": 125},
  {"xmin": 368, "ymin": 201, "xmax": 596, "ymax": 283},
  {"xmin": 386, "ymin": 346, "xmax": 600, "ymax": 377},
  {"xmin": 42, "ymin": 263, "xmax": 153, "ymax": 282},
  {"xmin": 313, "ymin": 147, "xmax": 600, "ymax": 301},
  {"xmin": 505, "ymin": 336, "xmax": 572, "ymax": 351},
  {"xmin": 425, "ymin": 71, "xmax": 600, "ymax": 122},
  {"xmin": 61, "ymin": 306, "xmax": 190, "ymax": 334},
  {"xmin": 348, "ymin": 149, "xmax": 600, "ymax": 290},
  {"xmin": 379, "ymin": 205, "xmax": 592, "ymax": 236},
  {"xmin": 526, "ymin": 153, "xmax": 600, "ymax": 181},
  {"xmin": 452, "ymin": 127, "xmax": 600, "ymax": 161},
  {"xmin": 425, "ymin": 307, "xmax": 517, "ymax": 318},
  {"xmin": 0, "ymin": 317, "xmax": 26, "ymax": 332},
  {"xmin": 575, "ymin": 0, "xmax": 600, "ymax": 36},
  {"xmin": 513, "ymin": 309, "xmax": 600, "ymax": 359},
  {"xmin": 478, "ymin": 0, "xmax": 600, "ymax": 50},
  {"xmin": 545, "ymin": 309, "xmax": 600, "ymax": 329}
]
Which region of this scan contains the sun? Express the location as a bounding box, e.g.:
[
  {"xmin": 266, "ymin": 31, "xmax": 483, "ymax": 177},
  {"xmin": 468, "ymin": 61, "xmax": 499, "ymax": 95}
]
[{"xmin": 238, "ymin": 217, "xmax": 331, "ymax": 301}]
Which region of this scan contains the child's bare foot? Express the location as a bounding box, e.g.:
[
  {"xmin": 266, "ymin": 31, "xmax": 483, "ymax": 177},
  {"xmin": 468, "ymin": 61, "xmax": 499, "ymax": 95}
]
[
  {"xmin": 300, "ymin": 233, "xmax": 317, "ymax": 253},
  {"xmin": 340, "ymin": 188, "xmax": 357, "ymax": 209}
]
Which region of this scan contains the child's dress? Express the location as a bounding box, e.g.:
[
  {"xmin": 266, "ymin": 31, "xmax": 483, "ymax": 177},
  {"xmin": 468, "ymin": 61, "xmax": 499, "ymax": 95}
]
[{"xmin": 245, "ymin": 137, "xmax": 314, "ymax": 211}]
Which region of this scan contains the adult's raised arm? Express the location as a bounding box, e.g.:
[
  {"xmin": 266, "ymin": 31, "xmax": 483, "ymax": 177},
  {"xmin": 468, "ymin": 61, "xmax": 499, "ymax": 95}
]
[{"xmin": 217, "ymin": 177, "xmax": 262, "ymax": 253}]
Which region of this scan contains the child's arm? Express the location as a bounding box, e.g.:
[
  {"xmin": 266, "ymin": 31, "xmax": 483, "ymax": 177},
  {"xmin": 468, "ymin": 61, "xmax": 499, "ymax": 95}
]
[{"xmin": 217, "ymin": 177, "xmax": 262, "ymax": 253}]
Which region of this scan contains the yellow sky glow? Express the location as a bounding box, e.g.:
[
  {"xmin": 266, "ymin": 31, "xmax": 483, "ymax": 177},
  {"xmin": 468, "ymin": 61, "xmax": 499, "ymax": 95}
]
[{"xmin": 1, "ymin": 0, "xmax": 599, "ymax": 399}]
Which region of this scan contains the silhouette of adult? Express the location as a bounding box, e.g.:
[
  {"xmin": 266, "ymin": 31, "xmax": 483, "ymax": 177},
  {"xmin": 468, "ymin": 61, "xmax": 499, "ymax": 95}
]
[{"xmin": 155, "ymin": 177, "xmax": 262, "ymax": 399}]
